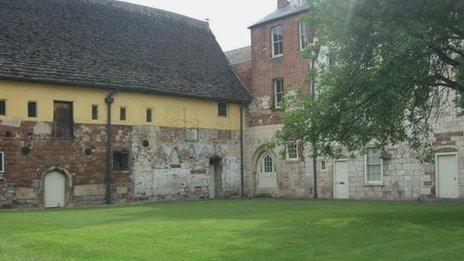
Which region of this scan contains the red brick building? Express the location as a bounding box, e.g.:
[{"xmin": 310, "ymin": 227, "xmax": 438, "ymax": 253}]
[{"xmin": 226, "ymin": 0, "xmax": 320, "ymax": 198}]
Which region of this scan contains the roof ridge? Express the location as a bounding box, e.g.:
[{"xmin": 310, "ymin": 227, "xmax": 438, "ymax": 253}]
[{"xmin": 87, "ymin": 0, "xmax": 209, "ymax": 27}]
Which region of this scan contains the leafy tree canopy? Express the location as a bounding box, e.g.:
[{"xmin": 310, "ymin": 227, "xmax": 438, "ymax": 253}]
[{"xmin": 272, "ymin": 0, "xmax": 464, "ymax": 160}]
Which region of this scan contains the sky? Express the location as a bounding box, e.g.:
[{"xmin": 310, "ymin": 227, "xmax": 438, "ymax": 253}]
[{"xmin": 122, "ymin": 0, "xmax": 276, "ymax": 51}]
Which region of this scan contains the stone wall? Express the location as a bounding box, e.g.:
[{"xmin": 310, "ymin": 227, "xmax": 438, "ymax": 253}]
[
  {"xmin": 242, "ymin": 100, "xmax": 464, "ymax": 201},
  {"xmin": 130, "ymin": 126, "xmax": 242, "ymax": 201},
  {"xmin": 0, "ymin": 119, "xmax": 242, "ymax": 208}
]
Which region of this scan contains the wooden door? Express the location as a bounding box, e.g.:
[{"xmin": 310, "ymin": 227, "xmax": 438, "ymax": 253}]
[
  {"xmin": 54, "ymin": 101, "xmax": 73, "ymax": 138},
  {"xmin": 436, "ymin": 153, "xmax": 459, "ymax": 199},
  {"xmin": 334, "ymin": 161, "xmax": 349, "ymax": 199},
  {"xmin": 44, "ymin": 171, "xmax": 66, "ymax": 208}
]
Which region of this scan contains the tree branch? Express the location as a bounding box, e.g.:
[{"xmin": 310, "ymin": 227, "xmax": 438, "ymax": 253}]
[{"xmin": 434, "ymin": 48, "xmax": 460, "ymax": 67}]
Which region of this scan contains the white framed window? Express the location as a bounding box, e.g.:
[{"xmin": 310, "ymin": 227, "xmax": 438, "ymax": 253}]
[
  {"xmin": 261, "ymin": 155, "xmax": 276, "ymax": 174},
  {"xmin": 271, "ymin": 26, "xmax": 283, "ymax": 57},
  {"xmin": 286, "ymin": 143, "xmax": 299, "ymax": 161},
  {"xmin": 273, "ymin": 78, "xmax": 284, "ymax": 109},
  {"xmin": 299, "ymin": 21, "xmax": 309, "ymax": 51},
  {"xmin": 365, "ymin": 148, "xmax": 383, "ymax": 184},
  {"xmin": 0, "ymin": 151, "xmax": 4, "ymax": 173}
]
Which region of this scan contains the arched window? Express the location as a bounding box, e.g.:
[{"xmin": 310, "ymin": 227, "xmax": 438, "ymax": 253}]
[{"xmin": 261, "ymin": 155, "xmax": 275, "ymax": 174}]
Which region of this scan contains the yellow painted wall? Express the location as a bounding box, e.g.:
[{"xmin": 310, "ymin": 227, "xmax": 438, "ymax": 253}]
[{"xmin": 0, "ymin": 81, "xmax": 244, "ymax": 131}]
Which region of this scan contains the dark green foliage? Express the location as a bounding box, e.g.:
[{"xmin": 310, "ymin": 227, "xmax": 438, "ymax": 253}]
[{"xmin": 274, "ymin": 0, "xmax": 464, "ymax": 160}]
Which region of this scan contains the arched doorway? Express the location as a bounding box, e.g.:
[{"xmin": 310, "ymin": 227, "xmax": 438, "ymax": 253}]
[{"xmin": 44, "ymin": 171, "xmax": 66, "ymax": 208}]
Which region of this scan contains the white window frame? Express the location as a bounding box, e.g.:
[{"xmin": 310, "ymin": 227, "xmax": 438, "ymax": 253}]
[
  {"xmin": 271, "ymin": 26, "xmax": 283, "ymax": 57},
  {"xmin": 273, "ymin": 78, "xmax": 284, "ymax": 109},
  {"xmin": 286, "ymin": 143, "xmax": 299, "ymax": 161},
  {"xmin": 364, "ymin": 148, "xmax": 383, "ymax": 185},
  {"xmin": 299, "ymin": 21, "xmax": 308, "ymax": 51},
  {"xmin": 260, "ymin": 154, "xmax": 276, "ymax": 175},
  {"xmin": 0, "ymin": 151, "xmax": 4, "ymax": 174}
]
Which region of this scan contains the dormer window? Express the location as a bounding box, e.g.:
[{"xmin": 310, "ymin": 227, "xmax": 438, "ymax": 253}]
[{"xmin": 271, "ymin": 26, "xmax": 283, "ymax": 57}]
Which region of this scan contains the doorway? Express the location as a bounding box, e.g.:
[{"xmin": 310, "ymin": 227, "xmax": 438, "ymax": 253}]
[
  {"xmin": 436, "ymin": 153, "xmax": 459, "ymax": 199},
  {"xmin": 208, "ymin": 157, "xmax": 223, "ymax": 199},
  {"xmin": 334, "ymin": 160, "xmax": 349, "ymax": 199},
  {"xmin": 44, "ymin": 171, "xmax": 66, "ymax": 208}
]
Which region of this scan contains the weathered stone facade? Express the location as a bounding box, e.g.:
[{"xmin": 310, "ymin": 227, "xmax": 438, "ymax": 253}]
[
  {"xmin": 130, "ymin": 126, "xmax": 241, "ymax": 201},
  {"xmin": 0, "ymin": 120, "xmax": 242, "ymax": 208},
  {"xmin": 0, "ymin": 121, "xmax": 132, "ymax": 208}
]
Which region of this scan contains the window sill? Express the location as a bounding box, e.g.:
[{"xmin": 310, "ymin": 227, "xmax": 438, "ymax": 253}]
[
  {"xmin": 53, "ymin": 136, "xmax": 75, "ymax": 141},
  {"xmin": 286, "ymin": 158, "xmax": 299, "ymax": 162},
  {"xmin": 364, "ymin": 183, "xmax": 384, "ymax": 187},
  {"xmin": 270, "ymin": 54, "xmax": 284, "ymax": 60}
]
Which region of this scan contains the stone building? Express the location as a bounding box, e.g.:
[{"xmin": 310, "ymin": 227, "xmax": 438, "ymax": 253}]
[
  {"xmin": 226, "ymin": 0, "xmax": 464, "ymax": 200},
  {"xmin": 0, "ymin": 0, "xmax": 250, "ymax": 208}
]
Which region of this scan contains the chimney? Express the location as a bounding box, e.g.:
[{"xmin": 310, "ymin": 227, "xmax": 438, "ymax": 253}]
[{"xmin": 278, "ymin": 0, "xmax": 289, "ymax": 9}]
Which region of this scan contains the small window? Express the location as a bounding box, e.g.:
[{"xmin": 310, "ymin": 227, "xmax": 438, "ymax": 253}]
[
  {"xmin": 218, "ymin": 102, "xmax": 227, "ymax": 117},
  {"xmin": 271, "ymin": 26, "xmax": 283, "ymax": 57},
  {"xmin": 27, "ymin": 101, "xmax": 37, "ymax": 118},
  {"xmin": 92, "ymin": 105, "xmax": 98, "ymax": 120},
  {"xmin": 113, "ymin": 151, "xmax": 129, "ymax": 171},
  {"xmin": 286, "ymin": 143, "xmax": 299, "ymax": 161},
  {"xmin": 299, "ymin": 21, "xmax": 309, "ymax": 51},
  {"xmin": 120, "ymin": 107, "xmax": 126, "ymax": 121},
  {"xmin": 0, "ymin": 100, "xmax": 5, "ymax": 116},
  {"xmin": 273, "ymin": 78, "xmax": 284, "ymax": 109},
  {"xmin": 261, "ymin": 155, "xmax": 275, "ymax": 174},
  {"xmin": 0, "ymin": 151, "xmax": 4, "ymax": 173},
  {"xmin": 146, "ymin": 108, "xmax": 152, "ymax": 123},
  {"xmin": 365, "ymin": 148, "xmax": 383, "ymax": 183},
  {"xmin": 321, "ymin": 160, "xmax": 326, "ymax": 171}
]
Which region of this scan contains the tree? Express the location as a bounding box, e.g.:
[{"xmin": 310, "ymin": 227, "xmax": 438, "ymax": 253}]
[{"xmin": 272, "ymin": 0, "xmax": 464, "ymax": 162}]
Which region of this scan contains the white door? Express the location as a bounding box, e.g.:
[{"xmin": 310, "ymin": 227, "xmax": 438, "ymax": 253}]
[
  {"xmin": 334, "ymin": 161, "xmax": 349, "ymax": 199},
  {"xmin": 44, "ymin": 171, "xmax": 66, "ymax": 208},
  {"xmin": 258, "ymin": 155, "xmax": 277, "ymax": 188},
  {"xmin": 436, "ymin": 153, "xmax": 459, "ymax": 199}
]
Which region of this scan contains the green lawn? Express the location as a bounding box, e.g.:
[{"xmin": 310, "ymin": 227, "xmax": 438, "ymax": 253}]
[{"xmin": 0, "ymin": 199, "xmax": 463, "ymax": 260}]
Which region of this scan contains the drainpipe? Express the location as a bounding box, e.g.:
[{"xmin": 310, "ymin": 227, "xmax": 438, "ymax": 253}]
[
  {"xmin": 105, "ymin": 90, "xmax": 118, "ymax": 204},
  {"xmin": 310, "ymin": 59, "xmax": 318, "ymax": 199},
  {"xmin": 239, "ymin": 104, "xmax": 245, "ymax": 197}
]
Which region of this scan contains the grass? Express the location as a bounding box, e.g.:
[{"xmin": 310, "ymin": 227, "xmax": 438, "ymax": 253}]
[{"xmin": 0, "ymin": 199, "xmax": 463, "ymax": 260}]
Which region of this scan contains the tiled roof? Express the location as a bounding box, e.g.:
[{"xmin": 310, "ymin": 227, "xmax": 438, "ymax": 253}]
[
  {"xmin": 249, "ymin": 2, "xmax": 309, "ymax": 28},
  {"xmin": 224, "ymin": 47, "xmax": 252, "ymax": 65},
  {"xmin": 0, "ymin": 0, "xmax": 251, "ymax": 103}
]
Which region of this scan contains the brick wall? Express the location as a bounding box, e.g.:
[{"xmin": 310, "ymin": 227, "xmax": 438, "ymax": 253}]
[
  {"xmin": 249, "ymin": 13, "xmax": 310, "ymax": 127},
  {"xmin": 0, "ymin": 120, "xmax": 132, "ymax": 208}
]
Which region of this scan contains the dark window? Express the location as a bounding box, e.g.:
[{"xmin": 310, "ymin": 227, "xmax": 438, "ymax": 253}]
[
  {"xmin": 271, "ymin": 26, "xmax": 283, "ymax": 57},
  {"xmin": 27, "ymin": 101, "xmax": 37, "ymax": 118},
  {"xmin": 113, "ymin": 151, "xmax": 129, "ymax": 171},
  {"xmin": 321, "ymin": 160, "xmax": 326, "ymax": 170},
  {"xmin": 92, "ymin": 105, "xmax": 98, "ymax": 120},
  {"xmin": 53, "ymin": 101, "xmax": 74, "ymax": 138},
  {"xmin": 0, "ymin": 151, "xmax": 4, "ymax": 173},
  {"xmin": 273, "ymin": 78, "xmax": 284, "ymax": 109},
  {"xmin": 0, "ymin": 100, "xmax": 5, "ymax": 116},
  {"xmin": 120, "ymin": 107, "xmax": 126, "ymax": 121},
  {"xmin": 218, "ymin": 102, "xmax": 227, "ymax": 117},
  {"xmin": 146, "ymin": 108, "xmax": 152, "ymax": 123}
]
